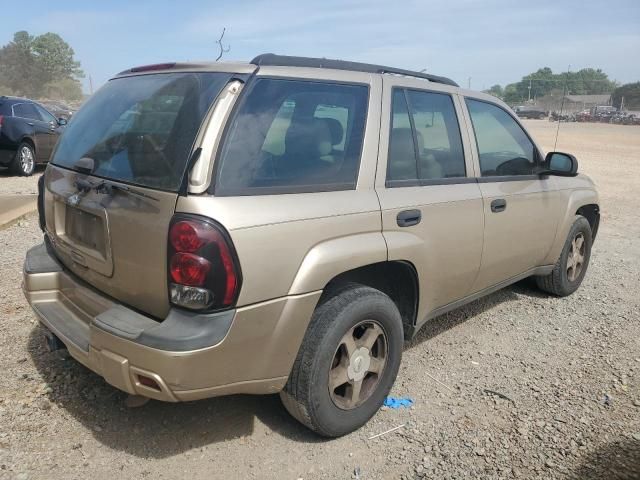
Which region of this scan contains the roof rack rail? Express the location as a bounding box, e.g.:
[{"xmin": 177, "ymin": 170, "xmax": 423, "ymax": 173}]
[{"xmin": 250, "ymin": 53, "xmax": 459, "ymax": 87}]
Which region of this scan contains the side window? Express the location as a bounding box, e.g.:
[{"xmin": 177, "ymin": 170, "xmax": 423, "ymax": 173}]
[
  {"xmin": 387, "ymin": 89, "xmax": 465, "ymax": 185},
  {"xmin": 215, "ymin": 78, "xmax": 369, "ymax": 195},
  {"xmin": 406, "ymin": 90, "xmax": 466, "ymax": 179},
  {"xmin": 35, "ymin": 104, "xmax": 57, "ymax": 124},
  {"xmin": 465, "ymin": 99, "xmax": 538, "ymax": 176},
  {"xmin": 387, "ymin": 89, "xmax": 417, "ymax": 182},
  {"xmin": 13, "ymin": 103, "xmax": 41, "ymax": 121}
]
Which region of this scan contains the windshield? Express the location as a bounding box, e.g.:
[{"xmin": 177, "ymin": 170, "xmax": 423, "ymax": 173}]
[{"xmin": 51, "ymin": 72, "xmax": 232, "ymax": 191}]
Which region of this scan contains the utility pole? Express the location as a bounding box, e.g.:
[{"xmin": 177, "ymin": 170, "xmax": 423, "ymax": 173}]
[
  {"xmin": 528, "ymin": 78, "xmax": 532, "ymax": 102},
  {"xmin": 89, "ymin": 75, "xmax": 94, "ymax": 95},
  {"xmin": 467, "ymin": 77, "xmax": 471, "ymax": 89}
]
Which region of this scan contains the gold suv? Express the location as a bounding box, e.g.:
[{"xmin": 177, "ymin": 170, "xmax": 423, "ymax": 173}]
[{"xmin": 23, "ymin": 54, "xmax": 600, "ymax": 437}]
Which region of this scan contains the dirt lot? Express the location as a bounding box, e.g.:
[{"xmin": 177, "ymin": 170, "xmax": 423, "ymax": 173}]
[{"xmin": 0, "ymin": 121, "xmax": 639, "ymax": 480}]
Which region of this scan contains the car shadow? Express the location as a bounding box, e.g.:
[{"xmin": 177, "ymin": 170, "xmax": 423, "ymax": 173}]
[
  {"xmin": 27, "ymin": 278, "xmax": 549, "ymax": 458},
  {"xmin": 571, "ymin": 438, "xmax": 640, "ymax": 479},
  {"xmin": 27, "ymin": 327, "xmax": 324, "ymax": 459},
  {"xmin": 409, "ymin": 278, "xmax": 549, "ymax": 347}
]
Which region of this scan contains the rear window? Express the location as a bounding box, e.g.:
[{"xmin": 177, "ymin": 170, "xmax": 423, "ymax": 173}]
[
  {"xmin": 214, "ymin": 78, "xmax": 369, "ymax": 195},
  {"xmin": 51, "ymin": 72, "xmax": 232, "ymax": 191}
]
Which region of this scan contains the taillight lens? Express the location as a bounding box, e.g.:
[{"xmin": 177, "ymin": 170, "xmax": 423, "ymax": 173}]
[
  {"xmin": 170, "ymin": 253, "xmax": 211, "ymax": 286},
  {"xmin": 168, "ymin": 216, "xmax": 241, "ymax": 311},
  {"xmin": 0, "ymin": 115, "xmax": 4, "ymax": 127}
]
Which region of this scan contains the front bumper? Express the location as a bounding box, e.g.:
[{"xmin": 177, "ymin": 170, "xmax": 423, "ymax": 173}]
[{"xmin": 23, "ymin": 242, "xmax": 321, "ymax": 402}]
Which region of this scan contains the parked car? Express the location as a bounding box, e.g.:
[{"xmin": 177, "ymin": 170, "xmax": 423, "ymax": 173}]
[
  {"xmin": 0, "ymin": 96, "xmax": 67, "ymax": 175},
  {"xmin": 23, "ymin": 55, "xmax": 600, "ymax": 437},
  {"xmin": 40, "ymin": 101, "xmax": 75, "ymax": 120},
  {"xmin": 514, "ymin": 105, "xmax": 548, "ymax": 119}
]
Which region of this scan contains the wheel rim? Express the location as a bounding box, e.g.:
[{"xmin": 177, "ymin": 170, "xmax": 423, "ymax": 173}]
[
  {"xmin": 328, "ymin": 320, "xmax": 388, "ymax": 410},
  {"xmin": 19, "ymin": 146, "xmax": 34, "ymax": 174},
  {"xmin": 566, "ymin": 232, "xmax": 586, "ymax": 282}
]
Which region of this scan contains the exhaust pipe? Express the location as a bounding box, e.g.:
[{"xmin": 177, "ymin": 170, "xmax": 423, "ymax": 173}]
[{"xmin": 44, "ymin": 330, "xmax": 66, "ymax": 352}]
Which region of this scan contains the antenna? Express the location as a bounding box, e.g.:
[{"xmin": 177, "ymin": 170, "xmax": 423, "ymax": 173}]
[{"xmin": 553, "ymin": 64, "xmax": 571, "ymax": 152}]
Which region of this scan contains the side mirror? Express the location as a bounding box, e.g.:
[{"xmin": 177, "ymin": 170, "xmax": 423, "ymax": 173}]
[
  {"xmin": 542, "ymin": 152, "xmax": 578, "ymax": 176},
  {"xmin": 57, "ymin": 117, "xmax": 68, "ymax": 126}
]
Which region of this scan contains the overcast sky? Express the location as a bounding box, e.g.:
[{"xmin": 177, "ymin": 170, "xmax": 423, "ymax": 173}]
[{"xmin": 2, "ymin": 0, "xmax": 639, "ymax": 92}]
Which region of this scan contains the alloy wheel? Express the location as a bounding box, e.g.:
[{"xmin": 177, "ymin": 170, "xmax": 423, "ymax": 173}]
[
  {"xmin": 566, "ymin": 232, "xmax": 586, "ymax": 282},
  {"xmin": 328, "ymin": 320, "xmax": 388, "ymax": 410},
  {"xmin": 19, "ymin": 146, "xmax": 35, "ymax": 175}
]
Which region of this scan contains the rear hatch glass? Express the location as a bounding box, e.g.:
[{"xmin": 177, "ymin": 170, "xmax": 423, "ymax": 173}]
[
  {"xmin": 51, "ymin": 72, "xmax": 233, "ymax": 191},
  {"xmin": 45, "ymin": 72, "xmax": 232, "ymax": 318}
]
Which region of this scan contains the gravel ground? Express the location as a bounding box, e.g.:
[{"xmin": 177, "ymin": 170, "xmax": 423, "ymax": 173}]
[
  {"xmin": 1, "ymin": 121, "xmax": 639, "ymax": 480},
  {"xmin": 0, "ymin": 167, "xmax": 42, "ymax": 195}
]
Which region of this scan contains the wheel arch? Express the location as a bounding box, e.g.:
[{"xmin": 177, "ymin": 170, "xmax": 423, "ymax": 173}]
[
  {"xmin": 543, "ymin": 188, "xmax": 600, "ymax": 265},
  {"xmin": 319, "ymin": 261, "xmax": 419, "ymax": 340},
  {"xmin": 576, "ymin": 203, "xmax": 600, "ymax": 240},
  {"xmin": 19, "ymin": 136, "xmax": 37, "ymax": 154}
]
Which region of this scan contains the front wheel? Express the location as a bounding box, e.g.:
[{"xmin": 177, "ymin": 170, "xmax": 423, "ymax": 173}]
[
  {"xmin": 536, "ymin": 216, "xmax": 593, "ymax": 296},
  {"xmin": 280, "ymin": 284, "xmax": 403, "ymax": 437},
  {"xmin": 11, "ymin": 142, "xmax": 36, "ymax": 176}
]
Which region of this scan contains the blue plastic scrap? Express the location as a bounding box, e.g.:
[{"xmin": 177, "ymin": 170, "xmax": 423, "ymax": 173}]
[{"xmin": 383, "ymin": 396, "xmax": 414, "ymax": 409}]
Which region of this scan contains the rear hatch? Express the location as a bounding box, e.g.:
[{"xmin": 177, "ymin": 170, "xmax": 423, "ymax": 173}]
[{"xmin": 43, "ymin": 70, "xmax": 235, "ymax": 319}]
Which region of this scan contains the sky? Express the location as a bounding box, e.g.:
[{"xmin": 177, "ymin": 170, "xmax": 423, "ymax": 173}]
[{"xmin": 2, "ymin": 0, "xmax": 639, "ymax": 93}]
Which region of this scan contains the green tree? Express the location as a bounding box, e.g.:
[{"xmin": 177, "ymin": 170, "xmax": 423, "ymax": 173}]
[
  {"xmin": 484, "ymin": 84, "xmax": 504, "ymax": 99},
  {"xmin": 500, "ymin": 67, "xmax": 616, "ymax": 105},
  {"xmin": 612, "ymin": 82, "xmax": 640, "ymax": 110},
  {"xmin": 0, "ymin": 30, "xmax": 83, "ymax": 99}
]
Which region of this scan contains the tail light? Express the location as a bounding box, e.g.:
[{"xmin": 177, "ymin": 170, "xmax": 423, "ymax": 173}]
[
  {"xmin": 0, "ymin": 115, "xmax": 4, "ymax": 127},
  {"xmin": 168, "ymin": 215, "xmax": 241, "ymax": 311}
]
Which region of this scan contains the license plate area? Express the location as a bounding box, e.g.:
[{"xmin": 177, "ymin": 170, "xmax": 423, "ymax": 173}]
[
  {"xmin": 66, "ymin": 207, "xmax": 106, "ymax": 254},
  {"xmin": 51, "ymin": 198, "xmax": 114, "ymax": 278}
]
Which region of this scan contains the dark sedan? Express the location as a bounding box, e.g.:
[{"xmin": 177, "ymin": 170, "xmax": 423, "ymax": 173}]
[{"xmin": 0, "ymin": 96, "xmax": 67, "ymax": 176}]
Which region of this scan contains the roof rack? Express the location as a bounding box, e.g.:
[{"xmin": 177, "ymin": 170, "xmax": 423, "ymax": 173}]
[{"xmin": 250, "ymin": 53, "xmax": 459, "ymax": 87}]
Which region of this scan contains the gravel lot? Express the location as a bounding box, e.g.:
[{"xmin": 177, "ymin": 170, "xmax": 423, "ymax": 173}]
[
  {"xmin": 0, "ymin": 167, "xmax": 42, "ymax": 195},
  {"xmin": 1, "ymin": 121, "xmax": 639, "ymax": 480}
]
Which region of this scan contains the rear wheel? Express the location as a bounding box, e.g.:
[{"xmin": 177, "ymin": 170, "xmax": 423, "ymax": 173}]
[
  {"xmin": 536, "ymin": 216, "xmax": 592, "ymax": 296},
  {"xmin": 280, "ymin": 284, "xmax": 403, "ymax": 437},
  {"xmin": 11, "ymin": 142, "xmax": 36, "ymax": 176}
]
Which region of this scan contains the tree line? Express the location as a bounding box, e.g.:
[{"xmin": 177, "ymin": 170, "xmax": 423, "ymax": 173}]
[
  {"xmin": 0, "ymin": 31, "xmax": 84, "ymax": 101},
  {"xmin": 485, "ymin": 67, "xmax": 640, "ymax": 110}
]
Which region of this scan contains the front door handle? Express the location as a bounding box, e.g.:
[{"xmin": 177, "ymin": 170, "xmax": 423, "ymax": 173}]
[
  {"xmin": 397, "ymin": 209, "xmax": 422, "ymax": 227},
  {"xmin": 491, "ymin": 199, "xmax": 507, "ymax": 213}
]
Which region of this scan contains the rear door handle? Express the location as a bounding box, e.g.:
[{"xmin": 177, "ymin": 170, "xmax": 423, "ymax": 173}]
[
  {"xmin": 397, "ymin": 209, "xmax": 422, "ymax": 227},
  {"xmin": 491, "ymin": 199, "xmax": 507, "ymax": 213}
]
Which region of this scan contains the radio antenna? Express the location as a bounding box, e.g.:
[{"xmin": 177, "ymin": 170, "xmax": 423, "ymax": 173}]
[{"xmin": 553, "ymin": 64, "xmax": 571, "ymax": 152}]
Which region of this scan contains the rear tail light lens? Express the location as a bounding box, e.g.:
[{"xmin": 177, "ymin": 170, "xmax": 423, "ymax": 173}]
[
  {"xmin": 170, "ymin": 253, "xmax": 211, "ymax": 286},
  {"xmin": 168, "ymin": 215, "xmax": 241, "ymax": 311},
  {"xmin": 0, "ymin": 115, "xmax": 4, "ymax": 127}
]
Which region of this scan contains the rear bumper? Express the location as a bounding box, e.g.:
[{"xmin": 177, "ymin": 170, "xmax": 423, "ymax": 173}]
[{"xmin": 23, "ymin": 242, "xmax": 321, "ymax": 401}]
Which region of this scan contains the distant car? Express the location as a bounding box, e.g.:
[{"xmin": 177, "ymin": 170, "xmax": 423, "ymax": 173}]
[
  {"xmin": 41, "ymin": 102, "xmax": 74, "ymax": 120},
  {"xmin": 514, "ymin": 106, "xmax": 547, "ymax": 119},
  {"xmin": 0, "ymin": 96, "xmax": 67, "ymax": 175}
]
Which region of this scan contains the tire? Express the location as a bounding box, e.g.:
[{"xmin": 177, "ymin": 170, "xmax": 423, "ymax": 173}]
[
  {"xmin": 536, "ymin": 216, "xmax": 592, "ymax": 296},
  {"xmin": 280, "ymin": 284, "xmax": 403, "ymax": 437},
  {"xmin": 11, "ymin": 142, "xmax": 36, "ymax": 176}
]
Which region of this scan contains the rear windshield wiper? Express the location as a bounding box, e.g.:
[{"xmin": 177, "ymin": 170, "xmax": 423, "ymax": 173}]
[{"xmin": 74, "ymin": 178, "xmax": 159, "ymax": 202}]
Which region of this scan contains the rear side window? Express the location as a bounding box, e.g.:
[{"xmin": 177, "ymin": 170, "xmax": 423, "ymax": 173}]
[
  {"xmin": 51, "ymin": 72, "xmax": 232, "ymax": 191},
  {"xmin": 215, "ymin": 78, "xmax": 369, "ymax": 195},
  {"xmin": 13, "ymin": 103, "xmax": 41, "ymax": 121},
  {"xmin": 465, "ymin": 99, "xmax": 538, "ymax": 176},
  {"xmin": 387, "ymin": 88, "xmax": 465, "ymax": 186},
  {"xmin": 35, "ymin": 104, "xmax": 57, "ymax": 124}
]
